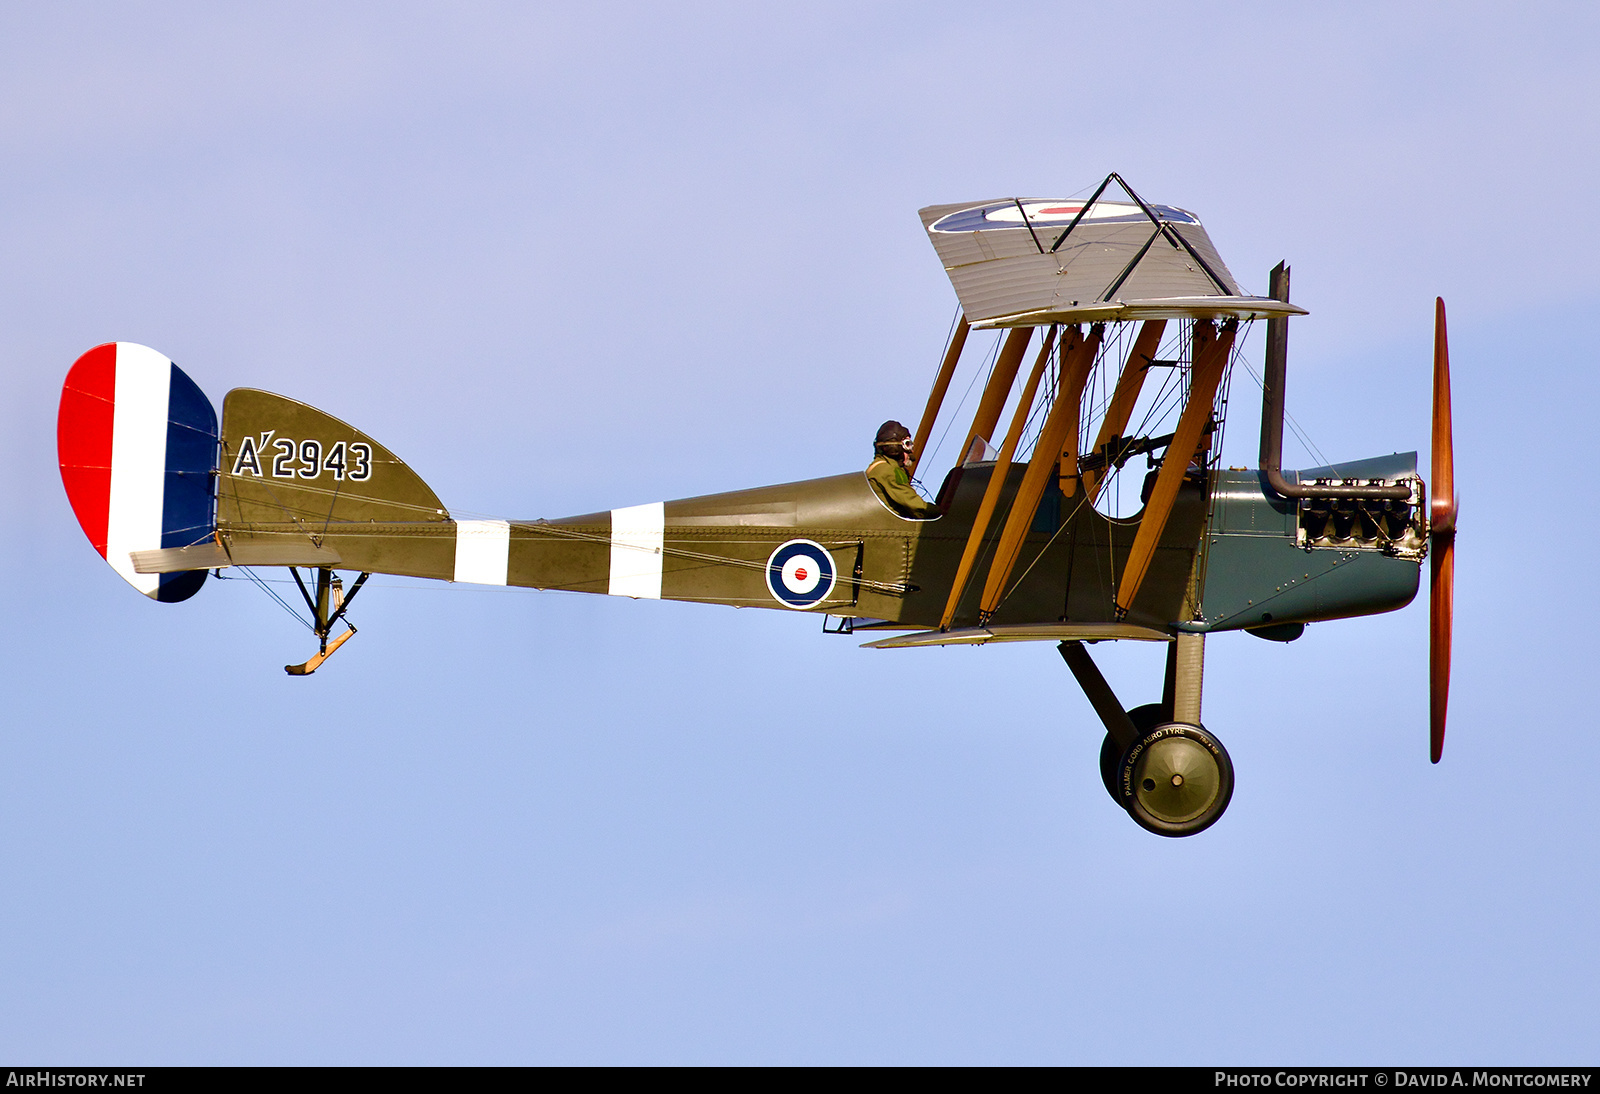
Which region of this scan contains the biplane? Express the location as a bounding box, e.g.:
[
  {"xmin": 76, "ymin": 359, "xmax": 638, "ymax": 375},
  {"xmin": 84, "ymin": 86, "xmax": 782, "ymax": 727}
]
[{"xmin": 55, "ymin": 174, "xmax": 1457, "ymax": 837}]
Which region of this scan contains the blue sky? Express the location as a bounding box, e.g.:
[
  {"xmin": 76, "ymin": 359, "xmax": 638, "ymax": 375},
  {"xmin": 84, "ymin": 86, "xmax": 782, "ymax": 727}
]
[{"xmin": 2, "ymin": 2, "xmax": 1595, "ymax": 1064}]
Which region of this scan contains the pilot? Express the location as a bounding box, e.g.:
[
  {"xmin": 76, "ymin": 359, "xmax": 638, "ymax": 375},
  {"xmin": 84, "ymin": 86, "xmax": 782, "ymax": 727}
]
[{"xmin": 866, "ymin": 420, "xmax": 942, "ymax": 519}]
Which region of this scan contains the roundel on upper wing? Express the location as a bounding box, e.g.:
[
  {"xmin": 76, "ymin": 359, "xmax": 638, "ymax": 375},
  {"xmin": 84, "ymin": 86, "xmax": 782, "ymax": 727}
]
[
  {"xmin": 928, "ymin": 199, "xmax": 1201, "ymax": 234},
  {"xmin": 765, "ymin": 539, "xmax": 837, "ymax": 610}
]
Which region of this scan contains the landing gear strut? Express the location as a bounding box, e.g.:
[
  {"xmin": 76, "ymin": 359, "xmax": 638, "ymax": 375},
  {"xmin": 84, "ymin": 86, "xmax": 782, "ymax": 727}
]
[{"xmin": 1060, "ymin": 635, "xmax": 1234, "ymax": 837}]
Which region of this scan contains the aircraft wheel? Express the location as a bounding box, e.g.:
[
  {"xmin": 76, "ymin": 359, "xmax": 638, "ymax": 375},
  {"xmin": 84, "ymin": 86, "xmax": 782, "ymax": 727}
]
[
  {"xmin": 1116, "ymin": 722, "xmax": 1234, "ymax": 837},
  {"xmin": 1099, "ymin": 703, "xmax": 1166, "ymax": 803}
]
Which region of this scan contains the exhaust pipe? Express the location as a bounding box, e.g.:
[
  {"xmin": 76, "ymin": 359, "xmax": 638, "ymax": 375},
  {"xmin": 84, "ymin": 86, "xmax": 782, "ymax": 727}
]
[{"xmin": 1258, "ymin": 263, "xmax": 1411, "ymax": 502}]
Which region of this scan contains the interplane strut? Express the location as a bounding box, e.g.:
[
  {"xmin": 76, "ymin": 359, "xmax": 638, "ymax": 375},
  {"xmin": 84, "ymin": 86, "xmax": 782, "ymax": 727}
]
[
  {"xmin": 940, "ymin": 325, "xmax": 1057, "ymax": 630},
  {"xmin": 959, "ymin": 327, "xmax": 1033, "ymax": 465},
  {"xmin": 976, "ymin": 323, "xmax": 1103, "ymax": 624},
  {"xmin": 1114, "ymin": 319, "xmax": 1235, "ymax": 619}
]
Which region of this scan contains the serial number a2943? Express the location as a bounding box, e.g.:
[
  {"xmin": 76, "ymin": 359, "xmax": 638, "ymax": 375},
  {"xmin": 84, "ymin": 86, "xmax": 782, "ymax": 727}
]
[{"xmin": 230, "ymin": 435, "xmax": 373, "ymax": 481}]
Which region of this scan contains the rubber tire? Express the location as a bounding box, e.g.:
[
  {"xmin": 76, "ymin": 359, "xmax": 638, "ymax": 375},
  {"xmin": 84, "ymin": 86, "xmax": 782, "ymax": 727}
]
[
  {"xmin": 1099, "ymin": 703, "xmax": 1167, "ymax": 804},
  {"xmin": 1115, "ymin": 722, "xmax": 1234, "ymax": 838}
]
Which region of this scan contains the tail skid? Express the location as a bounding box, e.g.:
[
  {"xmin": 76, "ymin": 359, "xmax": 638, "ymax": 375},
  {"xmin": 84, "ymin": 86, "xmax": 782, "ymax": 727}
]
[
  {"xmin": 285, "ymin": 626, "xmax": 356, "ymax": 676},
  {"xmin": 280, "ymin": 568, "xmax": 369, "ymax": 677}
]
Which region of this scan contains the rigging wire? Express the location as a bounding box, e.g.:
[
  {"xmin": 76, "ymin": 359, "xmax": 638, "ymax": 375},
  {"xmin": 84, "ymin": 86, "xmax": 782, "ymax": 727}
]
[
  {"xmin": 215, "ymin": 310, "xmax": 1324, "ymax": 625},
  {"xmin": 997, "ymin": 479, "xmax": 1098, "ymax": 606},
  {"xmin": 1015, "ymin": 335, "xmax": 1061, "ymax": 461},
  {"xmin": 905, "ymin": 305, "xmax": 967, "ymax": 495},
  {"xmin": 949, "ymin": 312, "xmax": 1327, "ymax": 620},
  {"xmin": 1209, "ymin": 321, "xmax": 1253, "ymax": 470},
  {"xmin": 1095, "ymin": 330, "xmax": 1186, "ymax": 516},
  {"xmin": 1235, "ymin": 356, "xmax": 1332, "ymax": 469},
  {"xmin": 988, "ymin": 318, "xmax": 1186, "ymax": 614},
  {"xmin": 920, "ymin": 326, "xmax": 1001, "ymax": 482},
  {"xmin": 222, "ymin": 566, "xmax": 315, "ymax": 631}
]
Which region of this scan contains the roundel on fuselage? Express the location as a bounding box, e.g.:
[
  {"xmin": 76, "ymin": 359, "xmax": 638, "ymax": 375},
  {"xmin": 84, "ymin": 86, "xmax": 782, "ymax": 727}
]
[{"xmin": 765, "ymin": 539, "xmax": 836, "ymax": 610}]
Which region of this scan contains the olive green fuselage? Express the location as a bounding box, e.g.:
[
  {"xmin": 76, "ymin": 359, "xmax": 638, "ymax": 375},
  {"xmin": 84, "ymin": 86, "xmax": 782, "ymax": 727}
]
[{"xmin": 214, "ymin": 388, "xmax": 1421, "ymax": 634}]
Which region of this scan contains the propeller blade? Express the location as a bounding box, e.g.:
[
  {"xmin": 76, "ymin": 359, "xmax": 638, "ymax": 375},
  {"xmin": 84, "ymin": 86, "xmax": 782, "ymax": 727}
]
[
  {"xmin": 1429, "ymin": 297, "xmax": 1456, "ymax": 763},
  {"xmin": 1432, "ymin": 298, "xmax": 1456, "ymax": 533},
  {"xmin": 1430, "ymin": 532, "xmax": 1454, "ymax": 763}
]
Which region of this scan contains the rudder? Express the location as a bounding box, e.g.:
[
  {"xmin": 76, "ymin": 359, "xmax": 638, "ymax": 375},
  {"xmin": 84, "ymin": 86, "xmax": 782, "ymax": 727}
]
[{"xmin": 58, "ymin": 343, "xmax": 218, "ymax": 602}]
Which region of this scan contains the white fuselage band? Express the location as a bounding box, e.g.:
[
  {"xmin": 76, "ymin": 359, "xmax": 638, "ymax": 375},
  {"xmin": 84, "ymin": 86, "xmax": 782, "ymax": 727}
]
[
  {"xmin": 453, "ymin": 519, "xmax": 511, "ymax": 585},
  {"xmin": 609, "ymin": 502, "xmax": 664, "ymax": 599}
]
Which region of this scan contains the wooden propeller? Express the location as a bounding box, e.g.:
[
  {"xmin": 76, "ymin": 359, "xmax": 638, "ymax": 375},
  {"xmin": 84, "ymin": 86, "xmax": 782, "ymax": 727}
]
[{"xmin": 1430, "ymin": 298, "xmax": 1456, "ymax": 764}]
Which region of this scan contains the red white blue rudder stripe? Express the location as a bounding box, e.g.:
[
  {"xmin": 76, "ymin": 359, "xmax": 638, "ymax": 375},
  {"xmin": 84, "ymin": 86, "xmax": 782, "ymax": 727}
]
[{"xmin": 57, "ymin": 343, "xmax": 219, "ymax": 603}]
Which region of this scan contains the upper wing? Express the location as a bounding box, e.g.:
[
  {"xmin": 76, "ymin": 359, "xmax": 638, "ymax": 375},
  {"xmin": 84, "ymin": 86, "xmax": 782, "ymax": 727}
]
[{"xmin": 919, "ymin": 193, "xmax": 1308, "ymax": 327}]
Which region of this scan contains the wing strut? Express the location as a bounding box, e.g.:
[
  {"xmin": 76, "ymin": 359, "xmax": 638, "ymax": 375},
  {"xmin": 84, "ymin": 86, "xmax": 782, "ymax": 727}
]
[
  {"xmin": 959, "ymin": 326, "xmax": 1034, "ymax": 465},
  {"xmin": 910, "ymin": 315, "xmax": 969, "ymax": 476},
  {"xmin": 1080, "ymin": 320, "xmax": 1167, "ymax": 502},
  {"xmin": 939, "ymin": 326, "xmax": 1057, "ymax": 630},
  {"xmin": 1114, "ymin": 319, "xmax": 1235, "ymax": 620},
  {"xmin": 975, "ymin": 324, "xmax": 1103, "ymax": 624}
]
